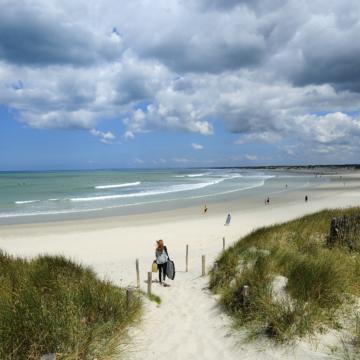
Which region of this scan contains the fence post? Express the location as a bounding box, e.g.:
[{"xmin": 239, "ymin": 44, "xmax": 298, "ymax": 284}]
[
  {"xmin": 147, "ymin": 272, "xmax": 152, "ymax": 296},
  {"xmin": 201, "ymin": 255, "xmax": 206, "ymax": 276},
  {"xmin": 223, "ymin": 237, "xmax": 225, "ymax": 251},
  {"xmin": 136, "ymin": 259, "xmax": 140, "ymax": 288},
  {"xmin": 186, "ymin": 244, "xmax": 189, "ymax": 272},
  {"xmin": 242, "ymin": 285, "xmax": 249, "ymax": 307},
  {"xmin": 126, "ymin": 287, "xmax": 134, "ymax": 307}
]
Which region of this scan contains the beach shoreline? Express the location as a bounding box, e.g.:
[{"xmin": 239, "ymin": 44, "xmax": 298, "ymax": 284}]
[
  {"xmin": 0, "ymin": 171, "xmax": 359, "ymax": 280},
  {"xmin": 0, "ymin": 168, "xmax": 325, "ymax": 226}
]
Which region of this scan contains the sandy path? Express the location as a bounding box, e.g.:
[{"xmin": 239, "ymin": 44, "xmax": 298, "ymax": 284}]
[{"xmin": 121, "ymin": 269, "xmax": 335, "ymax": 360}]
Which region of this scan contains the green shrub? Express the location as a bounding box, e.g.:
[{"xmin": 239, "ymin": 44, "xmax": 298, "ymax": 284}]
[
  {"xmin": 210, "ymin": 207, "xmax": 360, "ymax": 350},
  {"xmin": 0, "ymin": 252, "xmax": 141, "ymax": 360}
]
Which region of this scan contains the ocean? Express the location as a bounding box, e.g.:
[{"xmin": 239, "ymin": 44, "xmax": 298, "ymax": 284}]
[{"xmin": 0, "ymin": 168, "xmax": 323, "ymax": 224}]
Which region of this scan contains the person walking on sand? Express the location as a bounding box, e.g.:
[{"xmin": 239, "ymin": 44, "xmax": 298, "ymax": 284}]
[
  {"xmin": 305, "ymin": 195, "xmax": 308, "ymax": 202},
  {"xmin": 225, "ymin": 213, "xmax": 231, "ymax": 226},
  {"xmin": 155, "ymin": 239, "xmax": 169, "ymax": 285},
  {"xmin": 204, "ymin": 204, "xmax": 208, "ymax": 214}
]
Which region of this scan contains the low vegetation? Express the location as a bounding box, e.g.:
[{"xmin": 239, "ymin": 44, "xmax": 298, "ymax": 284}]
[
  {"xmin": 210, "ymin": 207, "xmax": 360, "ymax": 355},
  {"xmin": 0, "ymin": 252, "xmax": 141, "ymax": 360}
]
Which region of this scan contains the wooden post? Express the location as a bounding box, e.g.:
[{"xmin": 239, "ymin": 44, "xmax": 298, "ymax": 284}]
[
  {"xmin": 41, "ymin": 355, "xmax": 56, "ymax": 360},
  {"xmin": 328, "ymin": 217, "xmax": 338, "ymax": 246},
  {"xmin": 147, "ymin": 271, "xmax": 152, "ymax": 296},
  {"xmin": 242, "ymin": 285, "xmax": 249, "ymax": 307},
  {"xmin": 201, "ymin": 255, "xmax": 206, "ymax": 276},
  {"xmin": 135, "ymin": 259, "xmax": 140, "ymax": 288},
  {"xmin": 186, "ymin": 244, "xmax": 189, "ymax": 272},
  {"xmin": 126, "ymin": 287, "xmax": 134, "ymax": 307},
  {"xmin": 222, "ymin": 237, "xmax": 225, "ymax": 251}
]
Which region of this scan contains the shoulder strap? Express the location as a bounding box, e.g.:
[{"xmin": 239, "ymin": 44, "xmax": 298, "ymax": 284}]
[{"xmin": 164, "ymin": 246, "xmax": 170, "ymax": 260}]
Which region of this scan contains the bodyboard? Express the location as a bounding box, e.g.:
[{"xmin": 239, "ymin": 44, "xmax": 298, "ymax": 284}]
[{"xmin": 166, "ymin": 260, "xmax": 176, "ymax": 280}]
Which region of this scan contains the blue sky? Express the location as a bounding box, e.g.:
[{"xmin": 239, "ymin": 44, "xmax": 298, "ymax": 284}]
[
  {"xmin": 1, "ymin": 0, "xmax": 360, "ymax": 170},
  {"xmin": 1, "ymin": 105, "xmax": 275, "ymax": 170}
]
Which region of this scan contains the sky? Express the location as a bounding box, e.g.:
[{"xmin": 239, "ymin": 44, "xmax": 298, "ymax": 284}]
[{"xmin": 0, "ymin": 0, "xmax": 360, "ymax": 170}]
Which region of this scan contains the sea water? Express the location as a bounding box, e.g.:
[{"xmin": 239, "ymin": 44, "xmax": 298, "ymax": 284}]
[{"xmin": 0, "ymin": 168, "xmax": 323, "ymax": 224}]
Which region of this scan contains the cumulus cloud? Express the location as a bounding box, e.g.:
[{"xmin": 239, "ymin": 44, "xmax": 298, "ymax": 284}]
[
  {"xmin": 0, "ymin": 1, "xmax": 123, "ymax": 66},
  {"xmin": 192, "ymin": 142, "xmax": 203, "ymax": 150},
  {"xmin": 90, "ymin": 128, "xmax": 115, "ymax": 144},
  {"xmin": 235, "ymin": 132, "xmax": 281, "ymax": 144},
  {"xmin": 245, "ymin": 154, "xmax": 258, "ymax": 161},
  {"xmin": 1, "ymin": 0, "xmax": 360, "ymax": 160},
  {"xmin": 292, "ymin": 112, "xmax": 360, "ymax": 145}
]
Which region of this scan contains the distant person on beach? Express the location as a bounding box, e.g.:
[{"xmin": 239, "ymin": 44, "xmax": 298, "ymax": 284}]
[
  {"xmin": 305, "ymin": 195, "xmax": 308, "ymax": 202},
  {"xmin": 225, "ymin": 213, "xmax": 231, "ymax": 226},
  {"xmin": 204, "ymin": 204, "xmax": 208, "ymax": 214},
  {"xmin": 155, "ymin": 239, "xmax": 169, "ymax": 285},
  {"xmin": 266, "ymin": 197, "xmax": 270, "ymax": 205}
]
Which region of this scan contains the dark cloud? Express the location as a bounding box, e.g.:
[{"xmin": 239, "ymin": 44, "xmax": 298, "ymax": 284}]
[
  {"xmin": 291, "ymin": 35, "xmax": 360, "ymax": 92},
  {"xmin": 0, "ymin": 5, "xmax": 122, "ymax": 66},
  {"xmin": 143, "ymin": 35, "xmax": 265, "ymax": 73}
]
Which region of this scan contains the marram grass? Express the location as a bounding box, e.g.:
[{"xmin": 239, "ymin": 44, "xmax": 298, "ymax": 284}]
[
  {"xmin": 210, "ymin": 207, "xmax": 360, "ymax": 355},
  {"xmin": 0, "ymin": 252, "xmax": 141, "ymax": 360}
]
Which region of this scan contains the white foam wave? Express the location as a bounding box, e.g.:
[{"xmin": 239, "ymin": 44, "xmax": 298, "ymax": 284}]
[
  {"xmin": 174, "ymin": 173, "xmax": 208, "ymax": 178},
  {"xmin": 94, "ymin": 181, "xmax": 141, "ymax": 189},
  {"xmin": 15, "ymin": 200, "xmax": 40, "ymax": 205},
  {"xmin": 71, "ymin": 179, "xmax": 224, "ymax": 202},
  {"xmin": 0, "ymin": 207, "xmax": 103, "ymax": 218},
  {"xmin": 223, "ymin": 173, "xmax": 243, "ymax": 179},
  {"xmin": 187, "ymin": 173, "xmax": 207, "ymax": 177}
]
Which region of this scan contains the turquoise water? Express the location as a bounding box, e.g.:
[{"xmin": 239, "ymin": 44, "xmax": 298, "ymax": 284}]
[{"xmin": 0, "ymin": 168, "xmax": 322, "ymax": 223}]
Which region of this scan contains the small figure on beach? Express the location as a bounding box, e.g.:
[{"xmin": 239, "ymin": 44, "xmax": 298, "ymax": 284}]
[
  {"xmin": 266, "ymin": 197, "xmax": 270, "ymax": 205},
  {"xmin": 155, "ymin": 240, "xmax": 169, "ymax": 285},
  {"xmin": 305, "ymin": 195, "xmax": 308, "ymax": 202},
  {"xmin": 225, "ymin": 213, "xmax": 231, "ymax": 226},
  {"xmin": 285, "ymin": 184, "xmax": 288, "ymax": 188},
  {"xmin": 204, "ymin": 204, "xmax": 208, "ymax": 214}
]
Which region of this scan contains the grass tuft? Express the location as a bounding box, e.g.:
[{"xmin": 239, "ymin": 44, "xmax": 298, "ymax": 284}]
[
  {"xmin": 0, "ymin": 251, "xmax": 141, "ymax": 360},
  {"xmin": 210, "ymin": 207, "xmax": 360, "ymax": 351}
]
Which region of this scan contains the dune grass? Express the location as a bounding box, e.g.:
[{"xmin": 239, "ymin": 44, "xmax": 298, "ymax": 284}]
[
  {"xmin": 210, "ymin": 207, "xmax": 360, "ymax": 353},
  {"xmin": 0, "ymin": 252, "xmax": 141, "ymax": 360}
]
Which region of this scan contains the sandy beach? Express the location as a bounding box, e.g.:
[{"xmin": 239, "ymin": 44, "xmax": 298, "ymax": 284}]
[{"xmin": 1, "ymin": 171, "xmax": 360, "ymax": 359}]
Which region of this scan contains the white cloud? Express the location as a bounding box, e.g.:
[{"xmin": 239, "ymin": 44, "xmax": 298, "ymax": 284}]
[
  {"xmin": 191, "ymin": 142, "xmax": 203, "ymax": 150},
  {"xmin": 1, "ymin": 0, "xmax": 360, "ymax": 162},
  {"xmin": 292, "ymin": 112, "xmax": 360, "ymax": 145},
  {"xmin": 245, "ymin": 154, "xmax": 257, "ymax": 161},
  {"xmin": 235, "ymin": 132, "xmax": 281, "ymax": 144},
  {"xmin": 90, "ymin": 128, "xmax": 115, "ymax": 144}
]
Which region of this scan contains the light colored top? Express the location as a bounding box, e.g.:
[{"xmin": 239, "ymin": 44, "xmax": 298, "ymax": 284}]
[{"xmin": 155, "ymin": 247, "xmax": 168, "ymax": 264}]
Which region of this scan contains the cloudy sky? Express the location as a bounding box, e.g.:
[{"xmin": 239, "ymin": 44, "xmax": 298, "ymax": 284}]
[{"xmin": 0, "ymin": 0, "xmax": 360, "ymax": 170}]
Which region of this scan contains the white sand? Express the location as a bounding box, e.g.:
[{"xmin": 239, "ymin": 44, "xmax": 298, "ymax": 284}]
[{"xmin": 1, "ymin": 172, "xmax": 360, "ymax": 359}]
